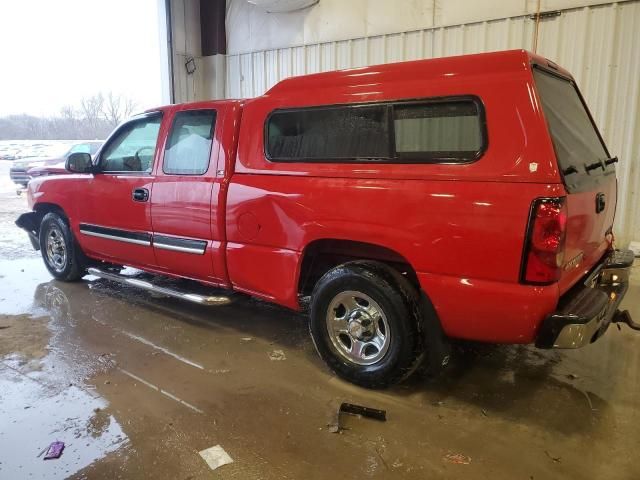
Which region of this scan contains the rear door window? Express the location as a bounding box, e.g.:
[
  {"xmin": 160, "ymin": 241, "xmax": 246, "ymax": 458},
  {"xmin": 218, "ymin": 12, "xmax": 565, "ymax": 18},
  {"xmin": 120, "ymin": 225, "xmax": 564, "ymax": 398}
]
[
  {"xmin": 163, "ymin": 109, "xmax": 217, "ymax": 175},
  {"xmin": 533, "ymin": 68, "xmax": 614, "ymax": 192}
]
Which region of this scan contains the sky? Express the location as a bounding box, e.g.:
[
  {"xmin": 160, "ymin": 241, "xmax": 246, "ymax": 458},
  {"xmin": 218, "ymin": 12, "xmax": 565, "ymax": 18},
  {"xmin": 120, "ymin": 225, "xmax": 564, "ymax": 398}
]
[{"xmin": 0, "ymin": 0, "xmax": 165, "ymax": 117}]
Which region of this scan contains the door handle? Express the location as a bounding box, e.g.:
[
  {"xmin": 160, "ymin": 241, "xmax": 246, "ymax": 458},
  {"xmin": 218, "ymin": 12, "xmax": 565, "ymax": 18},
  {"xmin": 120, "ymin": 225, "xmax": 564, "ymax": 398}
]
[{"xmin": 132, "ymin": 188, "xmax": 149, "ymax": 202}]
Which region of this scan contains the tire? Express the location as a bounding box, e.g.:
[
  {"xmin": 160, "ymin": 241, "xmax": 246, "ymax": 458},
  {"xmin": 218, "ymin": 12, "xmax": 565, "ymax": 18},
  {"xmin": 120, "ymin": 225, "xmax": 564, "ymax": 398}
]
[
  {"xmin": 39, "ymin": 212, "xmax": 86, "ymax": 281},
  {"xmin": 309, "ymin": 261, "xmax": 425, "ymax": 388}
]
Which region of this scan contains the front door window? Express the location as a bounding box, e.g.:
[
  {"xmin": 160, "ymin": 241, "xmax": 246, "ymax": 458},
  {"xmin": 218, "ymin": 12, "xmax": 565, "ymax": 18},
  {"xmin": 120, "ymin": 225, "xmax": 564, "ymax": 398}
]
[{"xmin": 100, "ymin": 114, "xmax": 162, "ymax": 173}]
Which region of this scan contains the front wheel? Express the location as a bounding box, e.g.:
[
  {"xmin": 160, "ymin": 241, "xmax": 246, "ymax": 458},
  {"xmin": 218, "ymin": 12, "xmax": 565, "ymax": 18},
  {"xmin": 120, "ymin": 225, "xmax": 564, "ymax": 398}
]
[
  {"xmin": 309, "ymin": 261, "xmax": 424, "ymax": 388},
  {"xmin": 39, "ymin": 212, "xmax": 86, "ymax": 281}
]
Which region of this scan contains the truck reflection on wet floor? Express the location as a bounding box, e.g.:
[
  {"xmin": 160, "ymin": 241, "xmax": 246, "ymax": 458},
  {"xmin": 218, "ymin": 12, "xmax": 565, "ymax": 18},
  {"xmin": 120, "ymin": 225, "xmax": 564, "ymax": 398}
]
[{"xmin": 36, "ymin": 276, "xmax": 614, "ymax": 438}]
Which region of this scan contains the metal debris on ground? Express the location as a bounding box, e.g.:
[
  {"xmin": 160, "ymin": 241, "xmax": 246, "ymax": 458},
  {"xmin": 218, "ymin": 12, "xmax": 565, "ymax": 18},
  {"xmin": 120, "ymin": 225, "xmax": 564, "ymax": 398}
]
[
  {"xmin": 241, "ymin": 337, "xmax": 253, "ymax": 342},
  {"xmin": 544, "ymin": 450, "xmax": 561, "ymax": 463},
  {"xmin": 341, "ymin": 403, "xmax": 386, "ymax": 421},
  {"xmin": 43, "ymin": 441, "xmax": 65, "ymax": 460},
  {"xmin": 328, "ymin": 402, "xmax": 387, "ymax": 433},
  {"xmin": 327, "ymin": 423, "xmax": 341, "ymax": 434},
  {"xmin": 269, "ymin": 349, "xmax": 286, "ymax": 361},
  {"xmin": 443, "ymin": 452, "xmax": 471, "ymax": 465},
  {"xmin": 582, "ymin": 390, "xmax": 597, "ymax": 412},
  {"xmin": 97, "ymin": 353, "xmax": 117, "ymax": 369},
  {"xmin": 199, "ymin": 445, "xmax": 234, "ymax": 471},
  {"xmin": 567, "ymin": 373, "xmax": 579, "ymax": 380}
]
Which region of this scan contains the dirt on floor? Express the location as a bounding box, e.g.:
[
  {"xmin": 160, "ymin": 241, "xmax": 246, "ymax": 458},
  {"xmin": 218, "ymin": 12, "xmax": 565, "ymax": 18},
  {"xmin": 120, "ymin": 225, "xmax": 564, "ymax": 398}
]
[
  {"xmin": 1, "ymin": 161, "xmax": 639, "ymax": 479},
  {"xmin": 0, "ymin": 313, "xmax": 50, "ymax": 361}
]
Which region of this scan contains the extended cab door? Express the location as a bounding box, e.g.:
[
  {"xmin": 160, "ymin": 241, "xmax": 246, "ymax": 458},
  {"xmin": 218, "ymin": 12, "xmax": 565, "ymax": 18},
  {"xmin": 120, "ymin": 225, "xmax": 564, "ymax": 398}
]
[
  {"xmin": 150, "ymin": 107, "xmax": 227, "ymax": 284},
  {"xmin": 75, "ymin": 112, "xmax": 163, "ymax": 267}
]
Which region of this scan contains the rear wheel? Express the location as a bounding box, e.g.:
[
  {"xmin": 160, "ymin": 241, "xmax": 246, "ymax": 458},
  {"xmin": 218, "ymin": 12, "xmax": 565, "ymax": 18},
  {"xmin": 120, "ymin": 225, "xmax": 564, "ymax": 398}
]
[
  {"xmin": 309, "ymin": 261, "xmax": 424, "ymax": 388},
  {"xmin": 39, "ymin": 212, "xmax": 86, "ymax": 281}
]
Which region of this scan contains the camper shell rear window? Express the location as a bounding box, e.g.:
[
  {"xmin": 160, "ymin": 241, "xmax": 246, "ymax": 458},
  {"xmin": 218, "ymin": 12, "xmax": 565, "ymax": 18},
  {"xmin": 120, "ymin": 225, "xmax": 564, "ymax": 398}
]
[{"xmin": 533, "ymin": 67, "xmax": 615, "ymax": 192}]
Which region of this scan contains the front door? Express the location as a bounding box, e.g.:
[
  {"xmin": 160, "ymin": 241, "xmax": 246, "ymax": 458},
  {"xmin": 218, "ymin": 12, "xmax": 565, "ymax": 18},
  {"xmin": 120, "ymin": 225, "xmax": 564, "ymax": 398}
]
[
  {"xmin": 75, "ymin": 112, "xmax": 163, "ymax": 267},
  {"xmin": 150, "ymin": 107, "xmax": 224, "ymax": 283}
]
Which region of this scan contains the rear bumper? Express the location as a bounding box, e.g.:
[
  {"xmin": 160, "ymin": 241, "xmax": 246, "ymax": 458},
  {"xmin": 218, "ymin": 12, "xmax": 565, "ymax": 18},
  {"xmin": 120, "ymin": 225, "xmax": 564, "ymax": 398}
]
[{"xmin": 536, "ymin": 249, "xmax": 635, "ymax": 349}]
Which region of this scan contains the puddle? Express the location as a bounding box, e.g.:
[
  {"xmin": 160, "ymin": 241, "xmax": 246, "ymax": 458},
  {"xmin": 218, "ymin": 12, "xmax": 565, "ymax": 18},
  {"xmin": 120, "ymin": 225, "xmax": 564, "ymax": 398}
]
[
  {"xmin": 0, "ymin": 252, "xmax": 129, "ymax": 478},
  {"xmin": 0, "ymin": 368, "xmax": 127, "ymax": 479},
  {"xmin": 0, "ymin": 258, "xmax": 52, "ymax": 315}
]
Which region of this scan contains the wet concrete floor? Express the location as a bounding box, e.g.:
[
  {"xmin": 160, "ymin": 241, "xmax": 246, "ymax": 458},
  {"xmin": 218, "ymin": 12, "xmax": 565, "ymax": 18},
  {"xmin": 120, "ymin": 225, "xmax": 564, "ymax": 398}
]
[{"xmin": 1, "ymin": 163, "xmax": 639, "ymax": 479}]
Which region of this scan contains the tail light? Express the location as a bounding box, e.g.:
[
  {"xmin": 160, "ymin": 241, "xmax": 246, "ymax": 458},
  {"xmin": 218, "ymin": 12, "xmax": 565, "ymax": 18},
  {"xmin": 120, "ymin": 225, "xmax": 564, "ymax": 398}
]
[{"xmin": 520, "ymin": 197, "xmax": 567, "ymax": 284}]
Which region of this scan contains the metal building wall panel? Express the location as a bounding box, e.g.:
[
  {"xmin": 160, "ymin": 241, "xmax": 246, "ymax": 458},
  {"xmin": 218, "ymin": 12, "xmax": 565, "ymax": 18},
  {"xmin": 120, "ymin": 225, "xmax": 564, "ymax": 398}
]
[
  {"xmin": 403, "ymin": 31, "xmax": 423, "ymax": 61},
  {"xmin": 535, "ymin": 2, "xmax": 640, "ymax": 244},
  {"xmin": 604, "ymin": 2, "xmax": 640, "ymax": 243},
  {"xmin": 336, "ymin": 41, "xmax": 351, "ymax": 69},
  {"xmin": 351, "ymin": 38, "xmax": 368, "ymax": 67},
  {"xmin": 292, "ymin": 46, "xmax": 306, "ymax": 76},
  {"xmin": 224, "ymin": 1, "xmax": 640, "ymax": 243},
  {"xmin": 239, "ymin": 53, "xmax": 254, "ymax": 98},
  {"xmin": 265, "ymin": 50, "xmax": 278, "ymax": 89},
  {"xmin": 386, "ymin": 34, "xmax": 404, "ymax": 63}
]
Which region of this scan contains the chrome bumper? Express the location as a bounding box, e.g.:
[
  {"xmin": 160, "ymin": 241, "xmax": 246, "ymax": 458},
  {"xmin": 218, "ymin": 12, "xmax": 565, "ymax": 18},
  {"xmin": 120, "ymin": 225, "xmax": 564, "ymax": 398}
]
[
  {"xmin": 536, "ymin": 249, "xmax": 635, "ymax": 349},
  {"xmin": 9, "ymin": 168, "xmax": 30, "ymax": 185}
]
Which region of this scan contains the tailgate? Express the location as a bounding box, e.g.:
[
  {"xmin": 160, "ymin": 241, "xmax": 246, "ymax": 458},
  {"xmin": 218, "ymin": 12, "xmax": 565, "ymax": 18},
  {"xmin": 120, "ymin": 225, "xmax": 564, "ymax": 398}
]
[{"xmin": 533, "ymin": 67, "xmax": 617, "ymax": 294}]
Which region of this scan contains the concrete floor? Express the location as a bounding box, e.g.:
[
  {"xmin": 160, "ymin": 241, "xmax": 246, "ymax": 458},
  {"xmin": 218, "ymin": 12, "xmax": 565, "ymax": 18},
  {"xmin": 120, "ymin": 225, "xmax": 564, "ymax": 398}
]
[{"xmin": 1, "ymin": 162, "xmax": 639, "ymax": 479}]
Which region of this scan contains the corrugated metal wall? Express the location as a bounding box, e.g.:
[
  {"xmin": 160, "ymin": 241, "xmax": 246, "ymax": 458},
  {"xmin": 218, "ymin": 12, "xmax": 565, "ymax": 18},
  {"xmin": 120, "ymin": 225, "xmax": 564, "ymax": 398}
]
[
  {"xmin": 170, "ymin": 0, "xmax": 204, "ymax": 104},
  {"xmin": 225, "ymin": 1, "xmax": 640, "ymax": 245}
]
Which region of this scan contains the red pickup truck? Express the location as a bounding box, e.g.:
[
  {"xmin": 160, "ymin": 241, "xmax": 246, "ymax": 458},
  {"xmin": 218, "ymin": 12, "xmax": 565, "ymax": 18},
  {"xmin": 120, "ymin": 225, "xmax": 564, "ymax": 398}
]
[{"xmin": 17, "ymin": 50, "xmax": 635, "ymax": 388}]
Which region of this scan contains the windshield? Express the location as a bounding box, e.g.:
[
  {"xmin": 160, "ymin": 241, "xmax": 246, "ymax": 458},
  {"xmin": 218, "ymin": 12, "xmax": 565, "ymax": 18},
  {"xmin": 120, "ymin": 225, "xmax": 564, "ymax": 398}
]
[{"xmin": 533, "ymin": 68, "xmax": 613, "ymax": 192}]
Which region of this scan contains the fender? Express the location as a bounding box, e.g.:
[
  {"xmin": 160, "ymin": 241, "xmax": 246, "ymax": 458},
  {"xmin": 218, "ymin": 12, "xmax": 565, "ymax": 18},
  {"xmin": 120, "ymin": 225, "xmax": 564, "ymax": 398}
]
[
  {"xmin": 17, "ymin": 175, "xmax": 81, "ymax": 251},
  {"xmin": 27, "ymin": 175, "xmax": 81, "ymax": 219}
]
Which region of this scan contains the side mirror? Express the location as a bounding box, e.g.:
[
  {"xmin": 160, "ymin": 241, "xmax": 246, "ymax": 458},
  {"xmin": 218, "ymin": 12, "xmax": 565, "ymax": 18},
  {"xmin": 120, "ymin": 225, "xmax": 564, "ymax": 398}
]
[{"xmin": 66, "ymin": 152, "xmax": 93, "ymax": 173}]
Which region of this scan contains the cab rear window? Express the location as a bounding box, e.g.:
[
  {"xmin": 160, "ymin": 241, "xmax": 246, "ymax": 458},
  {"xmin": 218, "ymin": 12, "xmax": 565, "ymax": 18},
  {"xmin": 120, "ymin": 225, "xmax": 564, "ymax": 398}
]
[{"xmin": 533, "ymin": 68, "xmax": 614, "ymax": 192}]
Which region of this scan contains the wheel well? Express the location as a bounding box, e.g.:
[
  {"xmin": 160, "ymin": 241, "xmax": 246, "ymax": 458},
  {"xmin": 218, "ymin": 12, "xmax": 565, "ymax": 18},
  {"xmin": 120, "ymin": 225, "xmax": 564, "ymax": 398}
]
[
  {"xmin": 298, "ymin": 239, "xmax": 420, "ymax": 296},
  {"xmin": 33, "ymin": 203, "xmax": 67, "ymax": 231}
]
